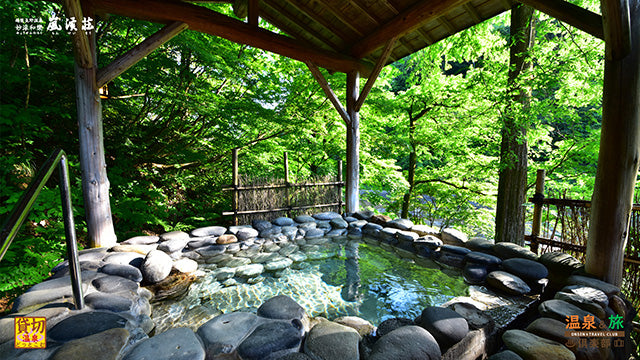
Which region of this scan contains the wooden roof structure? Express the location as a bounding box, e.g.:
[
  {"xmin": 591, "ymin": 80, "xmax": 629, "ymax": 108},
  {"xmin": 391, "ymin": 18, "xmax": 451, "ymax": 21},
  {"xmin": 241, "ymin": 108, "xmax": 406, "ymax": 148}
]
[{"xmin": 63, "ymin": 0, "xmax": 638, "ymax": 288}]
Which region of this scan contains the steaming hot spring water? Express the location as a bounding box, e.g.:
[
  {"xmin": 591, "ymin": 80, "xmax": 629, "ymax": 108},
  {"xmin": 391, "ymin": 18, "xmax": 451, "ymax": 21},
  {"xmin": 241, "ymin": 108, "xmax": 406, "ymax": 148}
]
[{"xmin": 151, "ymin": 238, "xmax": 468, "ymax": 334}]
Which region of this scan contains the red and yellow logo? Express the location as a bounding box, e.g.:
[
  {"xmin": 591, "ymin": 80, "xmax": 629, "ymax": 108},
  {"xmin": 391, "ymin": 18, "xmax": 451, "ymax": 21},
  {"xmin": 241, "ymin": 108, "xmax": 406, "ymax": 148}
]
[{"xmin": 14, "ymin": 317, "xmax": 46, "ymax": 349}]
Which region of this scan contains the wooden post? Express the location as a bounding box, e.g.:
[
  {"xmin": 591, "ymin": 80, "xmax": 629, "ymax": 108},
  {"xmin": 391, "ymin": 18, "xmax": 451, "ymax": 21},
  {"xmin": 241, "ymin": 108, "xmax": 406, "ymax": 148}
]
[
  {"xmin": 71, "ymin": 2, "xmax": 117, "ymax": 248},
  {"xmin": 284, "ymin": 151, "xmax": 291, "ymax": 218},
  {"xmin": 585, "ymin": 0, "xmax": 640, "ymax": 286},
  {"xmin": 346, "ymin": 71, "xmax": 360, "ymax": 213},
  {"xmin": 338, "ymin": 160, "xmax": 343, "ymax": 213},
  {"xmin": 232, "ymin": 148, "xmax": 239, "ymax": 226},
  {"xmin": 530, "ymin": 169, "xmax": 546, "ymax": 254}
]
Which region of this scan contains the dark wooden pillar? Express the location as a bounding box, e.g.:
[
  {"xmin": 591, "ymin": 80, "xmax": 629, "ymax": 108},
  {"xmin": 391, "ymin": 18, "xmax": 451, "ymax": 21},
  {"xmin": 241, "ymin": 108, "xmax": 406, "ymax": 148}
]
[
  {"xmin": 585, "ymin": 0, "xmax": 640, "ymax": 286},
  {"xmin": 346, "ymin": 71, "xmax": 360, "ymax": 213}
]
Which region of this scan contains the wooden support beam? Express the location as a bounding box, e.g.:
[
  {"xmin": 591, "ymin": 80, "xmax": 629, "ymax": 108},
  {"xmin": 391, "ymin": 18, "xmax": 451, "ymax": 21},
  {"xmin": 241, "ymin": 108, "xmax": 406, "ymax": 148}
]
[
  {"xmin": 350, "ymin": 0, "xmax": 471, "ymax": 58},
  {"xmin": 585, "ymin": 0, "xmax": 639, "ymax": 286},
  {"xmin": 355, "ymin": 37, "xmax": 396, "ymax": 112},
  {"xmin": 517, "ymin": 0, "xmax": 604, "ymax": 39},
  {"xmin": 97, "ymin": 22, "xmax": 188, "ymax": 88},
  {"xmin": 91, "ymin": 0, "xmax": 372, "ymax": 75},
  {"xmin": 305, "ymin": 62, "xmax": 351, "ymax": 125},
  {"xmin": 601, "ymin": 0, "xmax": 632, "ymax": 59},
  {"xmin": 345, "ymin": 71, "xmax": 360, "ymax": 213},
  {"xmin": 464, "ymin": 3, "xmax": 482, "ymax": 24},
  {"xmin": 63, "ymin": 0, "xmax": 93, "ymax": 68},
  {"xmin": 438, "ymin": 16, "xmax": 456, "ymax": 35},
  {"xmin": 248, "ymin": 0, "xmax": 259, "ymax": 26}
]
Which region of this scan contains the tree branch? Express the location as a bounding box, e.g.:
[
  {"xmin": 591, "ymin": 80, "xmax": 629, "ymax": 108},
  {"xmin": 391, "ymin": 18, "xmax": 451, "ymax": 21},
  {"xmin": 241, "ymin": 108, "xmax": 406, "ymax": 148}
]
[{"xmin": 414, "ymin": 178, "xmax": 487, "ymax": 196}]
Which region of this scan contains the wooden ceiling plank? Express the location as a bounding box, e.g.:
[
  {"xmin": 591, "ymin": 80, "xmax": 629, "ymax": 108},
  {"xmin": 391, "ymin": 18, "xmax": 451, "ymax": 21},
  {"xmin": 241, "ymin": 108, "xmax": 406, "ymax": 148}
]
[
  {"xmin": 351, "ymin": 0, "xmax": 473, "ymax": 58},
  {"xmin": 355, "ymin": 37, "xmax": 397, "ymax": 112},
  {"xmin": 464, "ymin": 3, "xmax": 482, "ymax": 23},
  {"xmin": 517, "ymin": 0, "xmax": 604, "ymax": 40},
  {"xmin": 262, "ymin": 0, "xmax": 341, "ymax": 50},
  {"xmin": 284, "ymin": 0, "xmax": 353, "ymax": 42},
  {"xmin": 500, "ymin": 0, "xmax": 513, "ymax": 10},
  {"xmin": 305, "ymin": 61, "xmax": 351, "ymax": 125},
  {"xmin": 348, "ymin": 0, "xmax": 381, "ymax": 26},
  {"xmin": 315, "ymin": 1, "xmax": 365, "ymax": 36},
  {"xmin": 63, "ymin": 0, "xmax": 93, "ymax": 68},
  {"xmin": 601, "ymin": 0, "xmax": 631, "ymax": 59},
  {"xmin": 97, "ymin": 22, "xmax": 188, "ymax": 87},
  {"xmin": 91, "ymin": 0, "xmax": 372, "ymax": 74},
  {"xmin": 248, "ymin": 0, "xmax": 259, "ymax": 26},
  {"xmin": 438, "ymin": 16, "xmax": 457, "ymax": 34}
]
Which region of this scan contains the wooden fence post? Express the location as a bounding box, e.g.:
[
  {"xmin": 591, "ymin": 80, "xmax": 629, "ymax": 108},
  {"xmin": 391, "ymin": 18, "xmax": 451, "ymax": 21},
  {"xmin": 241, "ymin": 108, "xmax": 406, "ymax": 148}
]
[
  {"xmin": 531, "ymin": 169, "xmax": 546, "ymax": 254},
  {"xmin": 232, "ymin": 148, "xmax": 239, "ymax": 226},
  {"xmin": 284, "ymin": 152, "xmax": 291, "ymax": 218},
  {"xmin": 338, "ymin": 160, "xmax": 343, "ymax": 213}
]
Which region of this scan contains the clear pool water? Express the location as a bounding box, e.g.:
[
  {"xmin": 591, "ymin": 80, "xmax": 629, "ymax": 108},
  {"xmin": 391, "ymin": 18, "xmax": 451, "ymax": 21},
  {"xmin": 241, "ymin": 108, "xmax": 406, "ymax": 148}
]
[{"xmin": 151, "ymin": 239, "xmax": 468, "ymax": 333}]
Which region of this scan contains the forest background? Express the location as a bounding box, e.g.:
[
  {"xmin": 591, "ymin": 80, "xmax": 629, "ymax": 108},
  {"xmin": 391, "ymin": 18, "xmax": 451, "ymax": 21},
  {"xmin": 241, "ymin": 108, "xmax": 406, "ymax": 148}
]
[{"xmin": 0, "ymin": 0, "xmax": 611, "ymax": 301}]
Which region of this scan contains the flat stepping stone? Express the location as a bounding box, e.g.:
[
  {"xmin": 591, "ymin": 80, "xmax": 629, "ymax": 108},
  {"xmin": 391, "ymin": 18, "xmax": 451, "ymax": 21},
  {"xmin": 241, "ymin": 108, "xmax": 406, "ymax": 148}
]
[
  {"xmin": 84, "ymin": 292, "xmax": 133, "ymax": 312},
  {"xmin": 123, "ymin": 327, "xmax": 204, "ymax": 360},
  {"xmin": 237, "ymin": 320, "xmax": 304, "ymax": 360},
  {"xmin": 190, "ymin": 226, "xmax": 226, "ymax": 237},
  {"xmin": 141, "ymin": 250, "xmax": 173, "ymax": 283},
  {"xmin": 502, "ymin": 329, "xmax": 575, "ymax": 360},
  {"xmin": 50, "ymin": 328, "xmax": 130, "ymax": 360},
  {"xmin": 538, "ymin": 252, "xmax": 583, "ymax": 274},
  {"xmin": 417, "ymin": 306, "xmax": 469, "ymax": 351},
  {"xmin": 560, "ymin": 285, "xmax": 608, "ymax": 308},
  {"xmin": 369, "ymin": 325, "xmax": 440, "ymax": 360},
  {"xmin": 387, "ymin": 218, "xmax": 414, "ymax": 231},
  {"xmin": 212, "ymin": 267, "xmax": 236, "ymax": 281},
  {"xmin": 326, "ymin": 229, "xmax": 346, "ymax": 238},
  {"xmin": 92, "ymin": 275, "xmax": 139, "ymax": 293},
  {"xmin": 486, "ymin": 271, "xmax": 531, "ymax": 295},
  {"xmin": 197, "ymin": 312, "xmax": 262, "ymax": 358},
  {"xmin": 159, "ymin": 230, "xmax": 190, "ymax": 242},
  {"xmin": 278, "ymin": 244, "xmax": 299, "ymax": 256},
  {"xmin": 303, "ymin": 321, "xmax": 360, "ymax": 360},
  {"xmin": 493, "ymin": 242, "xmax": 538, "ymax": 261},
  {"xmin": 121, "ymin": 235, "xmax": 159, "ymax": 245},
  {"xmin": 49, "ymin": 311, "xmax": 130, "ymax": 342},
  {"xmin": 380, "ymin": 227, "xmax": 400, "ymax": 243},
  {"xmin": 566, "ymin": 275, "xmax": 620, "ymax": 296},
  {"xmin": 441, "ymin": 228, "xmax": 468, "ymax": 246},
  {"xmin": 502, "ymin": 258, "xmax": 548, "ymax": 282},
  {"xmin": 257, "ymin": 295, "xmax": 306, "ymax": 321},
  {"xmin": 51, "ymin": 260, "xmax": 105, "ymax": 278}
]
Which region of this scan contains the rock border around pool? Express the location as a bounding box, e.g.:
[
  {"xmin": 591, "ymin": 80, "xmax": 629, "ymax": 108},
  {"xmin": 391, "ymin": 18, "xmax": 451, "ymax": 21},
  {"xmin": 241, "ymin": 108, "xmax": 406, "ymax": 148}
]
[{"xmin": 1, "ymin": 211, "xmax": 636, "ymax": 359}]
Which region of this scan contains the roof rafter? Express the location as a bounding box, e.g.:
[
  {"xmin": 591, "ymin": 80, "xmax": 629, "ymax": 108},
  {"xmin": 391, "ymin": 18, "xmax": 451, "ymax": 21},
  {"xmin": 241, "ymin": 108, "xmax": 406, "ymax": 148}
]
[
  {"xmin": 90, "ymin": 0, "xmax": 373, "ymax": 74},
  {"xmin": 517, "ymin": 0, "xmax": 604, "ymax": 40}
]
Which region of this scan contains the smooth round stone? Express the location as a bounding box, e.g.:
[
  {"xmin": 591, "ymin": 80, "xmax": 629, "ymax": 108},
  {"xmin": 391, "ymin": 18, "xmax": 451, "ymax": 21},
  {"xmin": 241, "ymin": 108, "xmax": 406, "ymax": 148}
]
[
  {"xmin": 197, "ymin": 312, "xmax": 261, "ymax": 358},
  {"xmin": 493, "ymin": 242, "xmax": 538, "ymax": 261},
  {"xmin": 251, "ymin": 252, "xmax": 278, "ymax": 263},
  {"xmin": 264, "ymin": 257, "xmax": 294, "ymax": 271},
  {"xmin": 123, "ymin": 327, "xmax": 204, "ymax": 360},
  {"xmin": 486, "ymin": 271, "xmax": 531, "ymax": 295},
  {"xmin": 121, "ymin": 235, "xmax": 159, "ymax": 245},
  {"xmin": 312, "ymin": 212, "xmax": 342, "ymax": 221},
  {"xmin": 99, "ymin": 264, "xmax": 143, "ymax": 283},
  {"xmin": 190, "ymin": 226, "xmax": 226, "ymax": 237},
  {"xmin": 236, "ymin": 264, "xmax": 264, "ymax": 277},
  {"xmin": 196, "ymin": 244, "xmax": 227, "ymax": 257},
  {"xmin": 488, "ymin": 350, "xmax": 524, "ymax": 360},
  {"xmin": 380, "ymin": 227, "xmax": 400, "ymax": 243},
  {"xmin": 502, "ymin": 329, "xmax": 575, "ymax": 360},
  {"xmin": 294, "ymin": 215, "xmax": 316, "ymax": 223},
  {"xmin": 247, "ymin": 276, "xmax": 265, "ymax": 284},
  {"xmin": 410, "ymin": 224, "xmax": 439, "ymax": 236},
  {"xmin": 258, "ymin": 295, "xmax": 306, "ymax": 321},
  {"xmin": 205, "ymin": 253, "xmax": 233, "ymax": 264},
  {"xmin": 298, "ymin": 222, "xmax": 317, "ymax": 231},
  {"xmin": 141, "ymin": 250, "xmax": 173, "ymax": 283},
  {"xmin": 223, "ymin": 278, "xmax": 237, "ymax": 287},
  {"xmin": 369, "ymin": 325, "xmax": 440, "ymax": 360},
  {"xmin": 158, "ymin": 238, "xmax": 189, "ymax": 253},
  {"xmin": 441, "ymin": 245, "xmax": 472, "ymax": 256},
  {"xmin": 305, "ymin": 228, "xmax": 325, "ymax": 239},
  {"xmin": 538, "ymin": 252, "xmax": 583, "ymax": 274},
  {"xmin": 343, "ymin": 216, "xmax": 358, "ymax": 223},
  {"xmin": 397, "ymin": 230, "xmax": 419, "ymax": 242},
  {"xmin": 362, "ymin": 223, "xmax": 383, "ymax": 237},
  {"xmin": 347, "ymin": 228, "xmax": 363, "ymax": 239},
  {"xmin": 282, "ymin": 226, "xmax": 298, "ymax": 240},
  {"xmin": 525, "ymin": 317, "xmax": 571, "ymax": 343},
  {"xmin": 84, "ymin": 292, "xmax": 133, "ymax": 312},
  {"xmin": 159, "ymin": 230, "xmax": 189, "ymax": 242},
  {"xmin": 264, "ymin": 243, "xmax": 282, "ymax": 252},
  {"xmin": 271, "ymin": 217, "xmax": 294, "ymax": 226},
  {"xmin": 50, "ymin": 328, "xmax": 130, "ymax": 360},
  {"xmin": 49, "ymin": 311, "xmax": 130, "ymax": 342},
  {"xmin": 371, "ymin": 214, "xmax": 391, "ymax": 225},
  {"xmin": 288, "ymin": 252, "xmax": 307, "ymax": 262},
  {"xmin": 465, "ymin": 252, "xmax": 502, "ymax": 270},
  {"xmin": 466, "ymin": 238, "xmax": 495, "ymax": 253},
  {"xmin": 463, "ymin": 263, "xmax": 488, "ymax": 285},
  {"xmin": 279, "ymin": 244, "xmax": 299, "ymax": 256},
  {"xmin": 353, "ymin": 210, "xmax": 374, "ymax": 221},
  {"xmin": 316, "ymin": 221, "xmax": 332, "ymax": 231},
  {"xmin": 554, "ymin": 292, "xmax": 605, "ymax": 319},
  {"xmin": 417, "ymin": 306, "xmax": 469, "ymax": 351},
  {"xmin": 414, "ymin": 235, "xmax": 442, "ymax": 250},
  {"xmin": 216, "ymin": 234, "xmax": 237, "ymax": 244},
  {"xmin": 348, "ymin": 220, "xmax": 368, "ymax": 229},
  {"xmin": 173, "ymin": 258, "xmax": 198, "ymax": 273},
  {"xmin": 111, "ymin": 244, "xmax": 158, "ymax": 255},
  {"xmin": 538, "ymin": 299, "xmax": 600, "ymax": 324},
  {"xmin": 446, "ymin": 302, "xmax": 493, "ymax": 330},
  {"xmin": 237, "ymin": 228, "xmax": 259, "ymax": 241},
  {"xmin": 260, "ymin": 227, "xmax": 282, "ymax": 239},
  {"xmin": 253, "ymin": 219, "xmax": 273, "ymax": 231},
  {"xmin": 92, "ymin": 275, "xmax": 139, "ymax": 293},
  {"xmin": 330, "ymin": 217, "xmax": 348, "ymax": 229},
  {"xmin": 187, "ymin": 237, "xmax": 218, "ymax": 250},
  {"xmin": 237, "ymin": 320, "xmax": 304, "ymax": 360},
  {"xmin": 303, "ymin": 321, "xmax": 360, "ymax": 360},
  {"xmin": 376, "ymin": 317, "xmax": 413, "ymax": 338},
  {"xmin": 103, "ymin": 252, "xmax": 145, "ymax": 267},
  {"xmin": 560, "ymin": 285, "xmax": 609, "ymax": 308},
  {"xmin": 566, "ymin": 275, "xmax": 620, "ymax": 296},
  {"xmin": 212, "ymin": 267, "xmax": 237, "ymax": 281},
  {"xmin": 502, "ymin": 258, "xmax": 548, "ymax": 282},
  {"xmin": 278, "ymin": 354, "xmax": 313, "ymax": 360},
  {"xmin": 441, "ymin": 228, "xmax": 468, "ymax": 246},
  {"xmin": 326, "ymin": 229, "xmax": 347, "ymax": 238},
  {"xmin": 387, "ymin": 218, "xmax": 414, "ymax": 231},
  {"xmin": 334, "ymin": 316, "xmax": 375, "ymax": 337}
]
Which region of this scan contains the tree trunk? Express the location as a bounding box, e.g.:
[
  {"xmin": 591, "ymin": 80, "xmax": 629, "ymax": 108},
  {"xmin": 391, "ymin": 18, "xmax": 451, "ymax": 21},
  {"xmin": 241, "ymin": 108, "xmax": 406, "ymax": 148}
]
[
  {"xmin": 585, "ymin": 0, "xmax": 640, "ymax": 286},
  {"xmin": 75, "ymin": 29, "xmax": 118, "ymax": 248},
  {"xmin": 494, "ymin": 4, "xmax": 535, "ymax": 245},
  {"xmin": 401, "ymin": 115, "xmax": 417, "ymax": 218}
]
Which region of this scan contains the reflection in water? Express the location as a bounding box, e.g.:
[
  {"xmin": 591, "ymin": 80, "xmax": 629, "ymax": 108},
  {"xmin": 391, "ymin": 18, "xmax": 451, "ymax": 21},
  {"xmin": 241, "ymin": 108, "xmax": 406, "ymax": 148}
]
[{"xmin": 341, "ymin": 240, "xmax": 361, "ymax": 302}]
